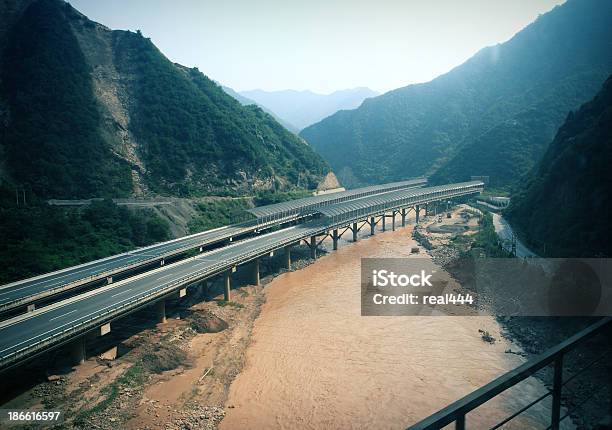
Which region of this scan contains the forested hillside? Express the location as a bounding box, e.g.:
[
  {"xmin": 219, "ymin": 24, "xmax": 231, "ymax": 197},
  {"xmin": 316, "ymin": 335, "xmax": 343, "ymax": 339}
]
[
  {"xmin": 0, "ymin": 189, "xmax": 170, "ymax": 284},
  {"xmin": 0, "ymin": 0, "xmax": 333, "ymax": 199},
  {"xmin": 301, "ymin": 0, "xmax": 612, "ymax": 189},
  {"xmin": 0, "ymin": 0, "xmax": 339, "ymax": 284},
  {"xmin": 506, "ymin": 75, "xmax": 612, "ymax": 257}
]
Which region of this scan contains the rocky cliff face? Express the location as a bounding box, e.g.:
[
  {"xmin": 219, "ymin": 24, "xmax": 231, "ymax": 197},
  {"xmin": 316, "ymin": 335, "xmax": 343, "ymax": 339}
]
[
  {"xmin": 0, "ymin": 0, "xmax": 334, "ymax": 198},
  {"xmin": 67, "ymin": 11, "xmax": 149, "ymax": 196}
]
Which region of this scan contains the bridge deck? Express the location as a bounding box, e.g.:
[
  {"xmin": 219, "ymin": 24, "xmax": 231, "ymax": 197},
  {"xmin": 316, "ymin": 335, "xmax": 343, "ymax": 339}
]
[
  {"xmin": 0, "ymin": 181, "xmax": 482, "ymax": 370},
  {"xmin": 317, "ymin": 181, "xmax": 483, "ymax": 224},
  {"xmin": 0, "ymin": 179, "xmax": 427, "ymax": 313},
  {"xmin": 246, "ymin": 177, "xmax": 427, "ymax": 221},
  {"xmin": 0, "ymin": 223, "xmax": 254, "ymax": 312}
]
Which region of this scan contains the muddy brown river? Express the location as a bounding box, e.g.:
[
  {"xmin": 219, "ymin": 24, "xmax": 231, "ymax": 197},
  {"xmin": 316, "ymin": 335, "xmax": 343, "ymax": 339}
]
[{"xmin": 221, "ymin": 221, "xmax": 572, "ymax": 429}]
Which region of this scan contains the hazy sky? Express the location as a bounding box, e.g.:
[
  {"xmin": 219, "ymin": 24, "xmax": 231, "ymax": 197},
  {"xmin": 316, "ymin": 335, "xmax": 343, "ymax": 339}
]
[{"xmin": 70, "ymin": 0, "xmax": 565, "ymax": 94}]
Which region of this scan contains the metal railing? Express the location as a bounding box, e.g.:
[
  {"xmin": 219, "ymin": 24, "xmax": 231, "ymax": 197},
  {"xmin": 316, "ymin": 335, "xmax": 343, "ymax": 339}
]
[
  {"xmin": 408, "ymin": 317, "xmax": 612, "ymax": 430},
  {"xmin": 0, "ymin": 182, "xmax": 483, "ymax": 370}
]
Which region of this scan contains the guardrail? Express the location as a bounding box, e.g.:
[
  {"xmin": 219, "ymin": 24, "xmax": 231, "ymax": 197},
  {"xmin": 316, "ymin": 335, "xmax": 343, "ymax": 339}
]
[
  {"xmin": 408, "ymin": 317, "xmax": 612, "ymax": 430},
  {"xmin": 321, "ymin": 183, "xmax": 483, "ymax": 229},
  {"xmin": 0, "ymin": 214, "xmax": 308, "ymax": 314},
  {"xmin": 0, "ymin": 225, "xmax": 320, "ymax": 370},
  {"xmin": 0, "ymin": 182, "xmax": 481, "ymax": 370}
]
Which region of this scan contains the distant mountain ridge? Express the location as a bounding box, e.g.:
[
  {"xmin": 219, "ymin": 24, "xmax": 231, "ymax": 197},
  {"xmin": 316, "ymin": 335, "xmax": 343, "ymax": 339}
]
[
  {"xmin": 221, "ymin": 85, "xmax": 299, "ymax": 133},
  {"xmin": 300, "ymin": 0, "xmax": 612, "ymax": 189},
  {"xmin": 240, "ymin": 87, "xmax": 378, "ymax": 131},
  {"xmin": 0, "ymin": 0, "xmax": 335, "ymax": 199},
  {"xmin": 506, "ymin": 75, "xmax": 612, "ymax": 257}
]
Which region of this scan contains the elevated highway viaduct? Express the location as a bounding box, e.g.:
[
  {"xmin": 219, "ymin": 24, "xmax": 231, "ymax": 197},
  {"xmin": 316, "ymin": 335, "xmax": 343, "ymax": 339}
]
[
  {"xmin": 0, "ymin": 178, "xmax": 426, "ymax": 315},
  {"xmin": 0, "ymin": 180, "xmax": 482, "ymax": 372}
]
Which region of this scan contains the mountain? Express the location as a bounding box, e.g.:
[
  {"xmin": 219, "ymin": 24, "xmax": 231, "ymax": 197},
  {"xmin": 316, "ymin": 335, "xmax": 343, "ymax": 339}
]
[
  {"xmin": 300, "ymin": 0, "xmax": 612, "ymax": 189},
  {"xmin": 221, "ymin": 85, "xmax": 300, "ymax": 133},
  {"xmin": 0, "ymin": 0, "xmax": 335, "ymax": 199},
  {"xmin": 240, "ymin": 87, "xmax": 379, "ymax": 131},
  {"xmin": 505, "ymin": 75, "xmax": 612, "ymax": 257}
]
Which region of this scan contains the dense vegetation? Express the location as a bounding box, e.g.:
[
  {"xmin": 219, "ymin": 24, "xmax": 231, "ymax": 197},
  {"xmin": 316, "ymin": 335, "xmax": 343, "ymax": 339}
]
[
  {"xmin": 0, "ymin": 187, "xmax": 170, "ymax": 284},
  {"xmin": 112, "ymin": 30, "xmax": 330, "ymax": 196},
  {"xmin": 188, "ymin": 199, "xmax": 251, "ymax": 233},
  {"xmin": 0, "ymin": 0, "xmax": 330, "ymax": 199},
  {"xmin": 1, "ymin": 0, "xmax": 132, "ymax": 198},
  {"xmin": 253, "ymin": 189, "xmax": 312, "ymax": 206},
  {"xmin": 2, "ymin": 1, "xmax": 131, "ymax": 197},
  {"xmin": 301, "ymin": 0, "xmax": 612, "ymax": 189},
  {"xmin": 506, "ymin": 75, "xmax": 612, "ymax": 257},
  {"xmin": 468, "ymin": 211, "xmax": 510, "ymax": 258}
]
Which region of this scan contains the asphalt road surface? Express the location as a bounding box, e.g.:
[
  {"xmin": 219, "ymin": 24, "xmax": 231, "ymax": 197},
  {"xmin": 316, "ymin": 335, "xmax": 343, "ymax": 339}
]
[{"xmin": 0, "ymin": 223, "xmax": 254, "ymax": 310}]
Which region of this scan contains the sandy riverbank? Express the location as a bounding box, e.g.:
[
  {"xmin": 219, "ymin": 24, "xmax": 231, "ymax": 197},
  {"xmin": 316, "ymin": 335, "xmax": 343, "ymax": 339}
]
[
  {"xmin": 0, "ymin": 209, "xmax": 576, "ymax": 429},
  {"xmin": 220, "ymin": 211, "xmax": 568, "ymax": 429}
]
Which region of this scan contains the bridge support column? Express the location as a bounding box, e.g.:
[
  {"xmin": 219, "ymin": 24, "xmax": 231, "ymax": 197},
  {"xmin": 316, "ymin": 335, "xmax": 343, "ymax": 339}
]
[
  {"xmin": 382, "ymin": 214, "xmax": 386, "ymax": 231},
  {"xmin": 252, "ymin": 258, "xmax": 260, "ymax": 286},
  {"xmin": 332, "ymin": 229, "xmax": 339, "ymax": 250},
  {"xmin": 284, "ymin": 246, "xmax": 292, "ymax": 270},
  {"xmin": 155, "ymin": 299, "xmax": 166, "ymax": 324},
  {"xmin": 69, "ymin": 337, "xmax": 86, "ymax": 366},
  {"xmin": 415, "ymin": 205, "xmax": 420, "ymax": 224},
  {"xmin": 310, "ymin": 236, "xmax": 317, "ymax": 260},
  {"xmin": 392, "ymin": 212, "xmax": 396, "ymax": 231},
  {"xmin": 224, "ymin": 271, "xmax": 231, "ymax": 301},
  {"xmin": 401, "ymin": 208, "xmax": 407, "ymax": 227},
  {"xmin": 370, "ymin": 217, "xmax": 375, "ymax": 235},
  {"xmin": 352, "ymin": 222, "xmax": 358, "ymax": 242},
  {"xmin": 197, "ymin": 280, "xmax": 207, "ymax": 297}
]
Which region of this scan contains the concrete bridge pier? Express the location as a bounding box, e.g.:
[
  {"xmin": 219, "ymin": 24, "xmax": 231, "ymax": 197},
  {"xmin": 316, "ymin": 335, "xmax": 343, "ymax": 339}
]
[
  {"xmin": 415, "ymin": 205, "xmax": 420, "ymax": 224},
  {"xmin": 332, "ymin": 229, "xmax": 339, "ymax": 250},
  {"xmin": 224, "ymin": 270, "xmax": 232, "ymax": 301},
  {"xmin": 352, "ymin": 222, "xmax": 358, "ymax": 242},
  {"xmin": 401, "ymin": 208, "xmax": 407, "ymax": 227},
  {"xmin": 197, "ymin": 280, "xmax": 208, "ymax": 297},
  {"xmin": 69, "ymin": 336, "xmax": 86, "ymax": 366},
  {"xmin": 310, "ymin": 236, "xmax": 317, "ymax": 259},
  {"xmin": 155, "ymin": 299, "xmax": 166, "ymax": 324},
  {"xmin": 382, "ymin": 214, "xmax": 386, "ymax": 231},
  {"xmin": 370, "ymin": 217, "xmax": 375, "ymax": 235},
  {"xmin": 252, "ymin": 258, "xmax": 260, "ymax": 286},
  {"xmin": 392, "ymin": 211, "xmax": 396, "ymax": 231},
  {"xmin": 284, "ymin": 245, "xmax": 292, "ymax": 270}
]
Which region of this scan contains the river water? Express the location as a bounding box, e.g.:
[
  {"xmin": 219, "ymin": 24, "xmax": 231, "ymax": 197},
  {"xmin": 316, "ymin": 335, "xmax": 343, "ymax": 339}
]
[{"xmin": 221, "ymin": 221, "xmax": 570, "ymax": 429}]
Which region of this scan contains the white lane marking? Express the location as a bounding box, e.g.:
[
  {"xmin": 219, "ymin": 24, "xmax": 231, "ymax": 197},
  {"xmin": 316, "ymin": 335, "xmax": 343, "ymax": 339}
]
[
  {"xmin": 111, "ymin": 288, "xmax": 132, "ymax": 298},
  {"xmin": 0, "ymin": 281, "xmax": 177, "ymax": 355},
  {"xmin": 157, "ymin": 274, "xmax": 174, "ymax": 280},
  {"xmin": 0, "ymin": 284, "xmax": 36, "ymax": 297},
  {"xmin": 0, "ymin": 226, "xmax": 310, "ymax": 355},
  {"xmin": 49, "ymin": 309, "xmax": 77, "ymax": 321}
]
